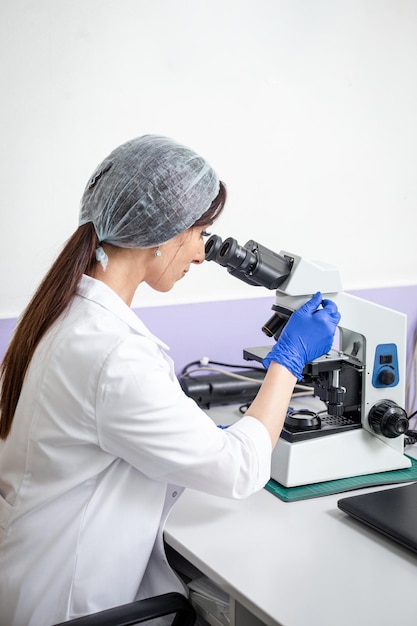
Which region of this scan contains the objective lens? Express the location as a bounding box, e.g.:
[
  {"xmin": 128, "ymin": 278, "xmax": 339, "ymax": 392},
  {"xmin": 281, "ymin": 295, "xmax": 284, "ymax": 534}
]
[{"xmin": 262, "ymin": 311, "xmax": 291, "ymax": 340}]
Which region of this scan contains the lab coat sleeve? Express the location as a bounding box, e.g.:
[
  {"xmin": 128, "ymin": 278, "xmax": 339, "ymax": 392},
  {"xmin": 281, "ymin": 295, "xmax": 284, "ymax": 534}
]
[{"xmin": 95, "ymin": 334, "xmax": 272, "ymax": 499}]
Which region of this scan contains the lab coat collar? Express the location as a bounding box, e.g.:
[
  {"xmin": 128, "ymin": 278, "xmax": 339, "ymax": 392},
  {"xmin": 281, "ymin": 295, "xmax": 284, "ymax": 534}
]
[{"xmin": 77, "ymin": 275, "xmax": 169, "ymax": 350}]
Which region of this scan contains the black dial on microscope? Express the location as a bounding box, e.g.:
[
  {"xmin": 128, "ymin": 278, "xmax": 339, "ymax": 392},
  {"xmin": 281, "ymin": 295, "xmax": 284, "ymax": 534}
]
[
  {"xmin": 368, "ymin": 400, "xmax": 409, "ymax": 438},
  {"xmin": 378, "ymin": 369, "xmax": 396, "ymax": 386}
]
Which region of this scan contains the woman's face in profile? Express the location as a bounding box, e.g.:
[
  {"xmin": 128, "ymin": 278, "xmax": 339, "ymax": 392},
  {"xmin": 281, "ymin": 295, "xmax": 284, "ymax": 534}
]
[{"xmin": 144, "ymin": 226, "xmax": 208, "ymax": 292}]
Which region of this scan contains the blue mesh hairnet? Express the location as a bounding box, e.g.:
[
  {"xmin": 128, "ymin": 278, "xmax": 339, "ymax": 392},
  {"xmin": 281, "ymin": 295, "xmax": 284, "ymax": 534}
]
[{"xmin": 79, "ymin": 135, "xmax": 220, "ymax": 250}]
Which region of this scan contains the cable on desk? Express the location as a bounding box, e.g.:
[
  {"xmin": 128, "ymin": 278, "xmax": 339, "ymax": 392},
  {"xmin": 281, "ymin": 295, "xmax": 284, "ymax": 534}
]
[
  {"xmin": 403, "ymin": 408, "xmax": 417, "ymax": 446},
  {"xmin": 180, "ymin": 357, "xmax": 313, "ymax": 394},
  {"xmin": 180, "ymin": 357, "xmax": 264, "ymax": 376},
  {"xmin": 404, "ymin": 429, "xmax": 417, "ymax": 447},
  {"xmin": 181, "ymin": 365, "xmax": 264, "ymax": 385},
  {"xmin": 405, "ymin": 330, "xmax": 417, "ymax": 419}
]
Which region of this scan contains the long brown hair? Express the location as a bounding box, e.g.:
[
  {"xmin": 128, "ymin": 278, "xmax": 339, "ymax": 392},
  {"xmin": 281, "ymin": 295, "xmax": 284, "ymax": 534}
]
[
  {"xmin": 0, "ymin": 223, "xmax": 98, "ymax": 439},
  {"xmin": 0, "ymin": 182, "xmax": 226, "ymax": 439}
]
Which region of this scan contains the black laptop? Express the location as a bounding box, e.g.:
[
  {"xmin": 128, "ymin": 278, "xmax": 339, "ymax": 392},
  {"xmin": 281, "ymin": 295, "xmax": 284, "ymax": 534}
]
[{"xmin": 337, "ymin": 481, "xmax": 417, "ymax": 554}]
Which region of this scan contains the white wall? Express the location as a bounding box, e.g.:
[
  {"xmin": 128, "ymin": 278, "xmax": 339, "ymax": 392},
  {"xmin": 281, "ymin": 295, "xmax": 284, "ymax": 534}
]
[{"xmin": 1, "ymin": 0, "xmax": 416, "ymax": 317}]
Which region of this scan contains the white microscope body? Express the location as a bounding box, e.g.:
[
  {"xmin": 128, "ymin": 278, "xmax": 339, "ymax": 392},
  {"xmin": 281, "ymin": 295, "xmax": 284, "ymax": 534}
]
[
  {"xmin": 205, "ymin": 235, "xmax": 410, "ymax": 488},
  {"xmin": 269, "ymin": 252, "xmax": 410, "ymax": 487}
]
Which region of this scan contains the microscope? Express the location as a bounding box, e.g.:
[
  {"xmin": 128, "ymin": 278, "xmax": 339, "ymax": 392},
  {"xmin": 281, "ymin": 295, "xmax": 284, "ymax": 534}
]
[{"xmin": 205, "ymin": 235, "xmax": 410, "ymax": 487}]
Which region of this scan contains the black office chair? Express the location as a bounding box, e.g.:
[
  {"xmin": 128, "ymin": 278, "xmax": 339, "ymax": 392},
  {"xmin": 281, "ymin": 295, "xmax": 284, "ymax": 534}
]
[{"xmin": 53, "ymin": 592, "xmax": 196, "ymax": 625}]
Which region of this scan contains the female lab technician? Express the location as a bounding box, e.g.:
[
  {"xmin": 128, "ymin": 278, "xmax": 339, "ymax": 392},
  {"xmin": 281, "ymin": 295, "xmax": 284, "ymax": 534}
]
[{"xmin": 0, "ymin": 135, "xmax": 340, "ymax": 625}]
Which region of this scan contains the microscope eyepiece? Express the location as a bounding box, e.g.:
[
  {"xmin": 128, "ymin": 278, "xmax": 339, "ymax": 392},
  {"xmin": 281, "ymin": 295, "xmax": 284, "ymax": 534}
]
[
  {"xmin": 205, "ymin": 235, "xmax": 293, "ymax": 290},
  {"xmin": 204, "ymin": 234, "xmax": 223, "ymax": 261},
  {"xmin": 216, "ymin": 237, "xmax": 258, "ymax": 274}
]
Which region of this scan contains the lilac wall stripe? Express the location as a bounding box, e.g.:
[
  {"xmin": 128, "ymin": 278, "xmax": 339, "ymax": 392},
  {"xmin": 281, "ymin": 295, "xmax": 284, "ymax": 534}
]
[{"xmin": 0, "ymin": 285, "xmax": 416, "ymax": 377}]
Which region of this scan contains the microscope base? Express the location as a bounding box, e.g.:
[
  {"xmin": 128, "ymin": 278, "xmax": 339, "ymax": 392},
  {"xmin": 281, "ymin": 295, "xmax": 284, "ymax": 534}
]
[{"xmin": 271, "ymin": 428, "xmax": 411, "ymax": 487}]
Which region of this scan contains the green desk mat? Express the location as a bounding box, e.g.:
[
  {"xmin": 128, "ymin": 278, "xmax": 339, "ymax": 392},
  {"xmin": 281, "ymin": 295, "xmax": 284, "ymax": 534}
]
[{"xmin": 265, "ymin": 454, "xmax": 417, "ymax": 502}]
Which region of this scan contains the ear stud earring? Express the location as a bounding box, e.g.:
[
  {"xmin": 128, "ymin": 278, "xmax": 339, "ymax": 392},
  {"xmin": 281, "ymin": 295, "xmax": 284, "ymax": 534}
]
[{"xmin": 155, "ymin": 247, "xmax": 162, "ymax": 257}]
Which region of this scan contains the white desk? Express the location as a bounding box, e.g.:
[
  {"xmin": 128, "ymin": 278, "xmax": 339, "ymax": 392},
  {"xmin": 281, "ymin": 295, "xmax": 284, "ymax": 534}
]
[{"xmin": 165, "ymin": 406, "xmax": 417, "ymax": 626}]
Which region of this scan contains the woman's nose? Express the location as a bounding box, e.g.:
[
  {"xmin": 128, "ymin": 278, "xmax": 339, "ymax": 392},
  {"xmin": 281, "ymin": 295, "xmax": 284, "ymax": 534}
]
[{"xmin": 192, "ymin": 239, "xmax": 206, "ymax": 265}]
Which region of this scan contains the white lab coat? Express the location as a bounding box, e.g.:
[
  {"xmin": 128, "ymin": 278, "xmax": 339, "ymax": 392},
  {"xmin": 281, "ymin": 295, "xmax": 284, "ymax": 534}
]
[{"xmin": 0, "ymin": 275, "xmax": 271, "ymax": 626}]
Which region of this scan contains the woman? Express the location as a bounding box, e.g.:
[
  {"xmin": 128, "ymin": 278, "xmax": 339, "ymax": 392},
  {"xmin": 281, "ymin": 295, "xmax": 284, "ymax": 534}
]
[{"xmin": 0, "ymin": 135, "xmax": 340, "ymax": 625}]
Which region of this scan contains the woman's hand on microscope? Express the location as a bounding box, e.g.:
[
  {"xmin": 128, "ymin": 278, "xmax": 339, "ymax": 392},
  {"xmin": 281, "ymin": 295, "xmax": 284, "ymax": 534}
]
[{"xmin": 262, "ymin": 291, "xmax": 341, "ymax": 381}]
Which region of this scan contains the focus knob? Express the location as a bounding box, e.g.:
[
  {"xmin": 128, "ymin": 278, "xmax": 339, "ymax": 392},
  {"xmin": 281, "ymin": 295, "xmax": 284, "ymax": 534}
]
[{"xmin": 368, "ymin": 400, "xmax": 409, "ymax": 438}]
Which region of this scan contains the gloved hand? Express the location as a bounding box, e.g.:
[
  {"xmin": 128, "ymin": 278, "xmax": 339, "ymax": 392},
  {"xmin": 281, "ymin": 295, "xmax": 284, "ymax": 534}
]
[{"xmin": 262, "ymin": 292, "xmax": 341, "ymax": 381}]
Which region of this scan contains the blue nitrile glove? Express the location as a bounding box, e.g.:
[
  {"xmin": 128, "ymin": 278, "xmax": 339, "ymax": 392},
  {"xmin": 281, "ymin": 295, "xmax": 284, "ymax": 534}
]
[{"xmin": 262, "ymin": 292, "xmax": 341, "ymax": 381}]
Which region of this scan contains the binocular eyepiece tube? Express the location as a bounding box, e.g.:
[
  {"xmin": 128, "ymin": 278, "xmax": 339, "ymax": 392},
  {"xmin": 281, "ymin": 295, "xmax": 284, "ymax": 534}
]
[
  {"xmin": 205, "ymin": 234, "xmax": 294, "ymax": 340},
  {"xmin": 205, "ymin": 235, "xmax": 293, "ymax": 291}
]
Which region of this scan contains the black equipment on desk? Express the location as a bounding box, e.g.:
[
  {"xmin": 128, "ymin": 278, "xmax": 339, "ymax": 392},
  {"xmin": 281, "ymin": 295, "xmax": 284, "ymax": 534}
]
[
  {"xmin": 338, "ymin": 482, "xmax": 417, "ymax": 555},
  {"xmin": 179, "ymin": 368, "xmax": 265, "ymax": 408}
]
